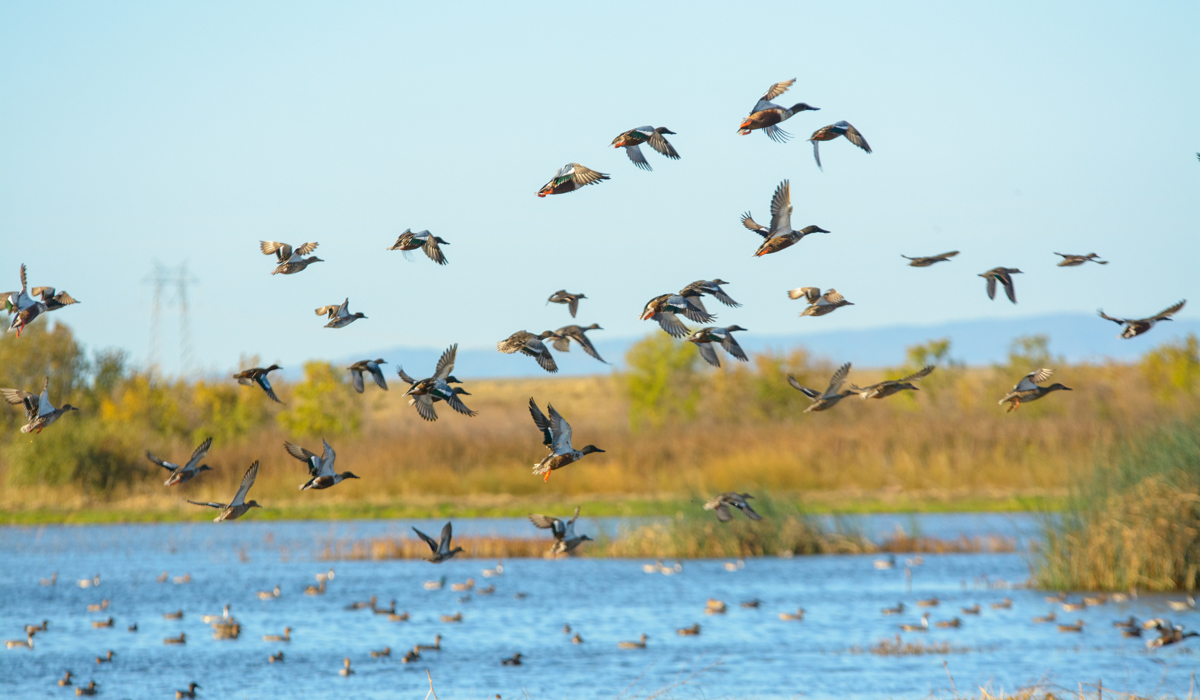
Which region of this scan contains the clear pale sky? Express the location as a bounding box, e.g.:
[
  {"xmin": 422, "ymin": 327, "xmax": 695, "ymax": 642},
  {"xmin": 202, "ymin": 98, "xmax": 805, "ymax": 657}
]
[{"xmin": 2, "ymin": 1, "xmax": 1197, "ymax": 376}]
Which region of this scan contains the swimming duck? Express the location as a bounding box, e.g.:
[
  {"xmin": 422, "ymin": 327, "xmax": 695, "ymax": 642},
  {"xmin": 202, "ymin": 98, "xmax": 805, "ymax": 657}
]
[
  {"xmin": 1055, "ymin": 252, "xmax": 1107, "ymax": 267},
  {"xmin": 537, "ymin": 163, "xmax": 609, "ymax": 197},
  {"xmin": 808, "ymin": 121, "xmax": 872, "ymax": 169},
  {"xmin": 424, "ymin": 576, "xmax": 447, "ymax": 590},
  {"xmin": 725, "ymin": 560, "xmax": 745, "ymax": 571},
  {"xmin": 370, "ymin": 646, "xmax": 391, "ymax": 658},
  {"xmin": 441, "ymin": 612, "xmax": 463, "ymax": 623},
  {"xmin": 1033, "ymin": 612, "xmax": 1056, "ymax": 624},
  {"xmin": 618, "ymin": 634, "xmax": 648, "ymax": 649},
  {"xmin": 201, "ymin": 605, "xmax": 231, "ymax": 624},
  {"xmin": 677, "ymin": 623, "xmax": 701, "ymax": 636},
  {"xmin": 345, "ymin": 596, "xmax": 376, "ymax": 611},
  {"xmin": 497, "ymin": 331, "xmax": 562, "ymax": 373},
  {"xmin": 788, "ymin": 362, "xmax": 854, "ymax": 412},
  {"xmin": 211, "ymin": 619, "xmax": 241, "ymax": 640},
  {"xmin": 999, "ymin": 369, "xmax": 1071, "ymax": 412},
  {"xmin": 706, "ymin": 599, "xmax": 728, "ymax": 614},
  {"xmin": 260, "ymin": 241, "xmax": 323, "ymax": 275},
  {"xmin": 1057, "ymin": 620, "xmax": 1084, "ymax": 633},
  {"xmin": 401, "ymin": 649, "xmax": 420, "ymax": 663},
  {"xmin": 175, "ymin": 682, "xmax": 201, "ymax": 699},
  {"xmin": 687, "ymin": 326, "xmax": 748, "ymax": 368},
  {"xmin": 284, "ymin": 438, "xmax": 360, "ymax": 490},
  {"xmin": 641, "ymin": 291, "xmax": 715, "ymax": 338},
  {"xmin": 789, "ymin": 287, "xmax": 853, "ymax": 317},
  {"xmin": 373, "ymin": 599, "xmax": 397, "ymax": 615},
  {"xmin": 257, "ymin": 584, "xmax": 281, "ymax": 600},
  {"xmin": 58, "ymin": 670, "xmax": 73, "ymax": 686},
  {"xmin": 899, "ymin": 613, "xmax": 930, "ymax": 632},
  {"xmin": 450, "ymin": 579, "xmax": 475, "ymax": 592},
  {"xmin": 1097, "ymin": 300, "xmax": 1186, "ymax": 339},
  {"xmin": 389, "ymin": 611, "xmax": 412, "ymax": 622},
  {"xmin": 528, "ymin": 506, "xmax": 594, "ymax": 555},
  {"xmin": 935, "ymin": 617, "xmax": 963, "ymax": 629},
  {"xmin": 483, "ymin": 563, "xmax": 504, "ymax": 577},
  {"xmin": 779, "ymin": 608, "xmax": 806, "ymax": 622},
  {"xmin": 961, "ymin": 604, "xmax": 981, "ymax": 615},
  {"xmin": 162, "ymin": 610, "xmax": 183, "ymax": 620},
  {"xmin": 917, "ymin": 597, "xmax": 940, "ymax": 608},
  {"xmin": 173, "ymin": 573, "xmax": 191, "ymax": 584},
  {"xmin": 233, "ymin": 365, "xmax": 283, "ymax": 404},
  {"xmin": 1, "ymin": 376, "xmax": 78, "ymax": 434},
  {"xmin": 612, "ymin": 126, "xmax": 680, "ymax": 170},
  {"xmin": 1113, "ymin": 616, "xmax": 1136, "ymax": 628},
  {"xmin": 571, "ymin": 633, "xmax": 583, "ymax": 644},
  {"xmin": 163, "ymin": 632, "xmax": 187, "ymax": 645},
  {"xmin": 547, "ymin": 290, "xmax": 587, "ymax": 318},
  {"xmin": 680, "ymin": 279, "xmax": 741, "ymax": 312},
  {"xmin": 881, "ymin": 602, "xmax": 905, "ymax": 616},
  {"xmin": 262, "ymin": 627, "xmax": 291, "ymax": 643},
  {"xmin": 186, "ymin": 461, "xmax": 262, "ymax": 521},
  {"xmin": 415, "ymin": 634, "xmax": 442, "ymax": 652},
  {"xmin": 149, "ymin": 437, "xmax": 214, "ymax": 487},
  {"xmin": 127, "ymin": 623, "xmax": 137, "ymax": 632},
  {"xmin": 387, "ymin": 229, "xmax": 449, "ymax": 265},
  {"xmin": 501, "ymin": 652, "xmax": 524, "ymax": 665},
  {"xmin": 551, "ymin": 324, "xmax": 607, "ymax": 364},
  {"xmin": 78, "ymin": 574, "xmax": 100, "ymax": 588},
  {"xmin": 40, "ymin": 572, "xmax": 56, "ymax": 586},
  {"xmin": 88, "ymin": 600, "xmax": 109, "ymax": 613},
  {"xmin": 25, "ymin": 620, "xmax": 48, "ymax": 635},
  {"xmin": 477, "ymin": 585, "xmax": 495, "ymax": 595},
  {"xmin": 979, "ymin": 267, "xmax": 1022, "ymax": 304},
  {"xmin": 528, "ymin": 398, "xmax": 605, "ymax": 481},
  {"xmin": 750, "ymin": 181, "xmax": 830, "ymax": 257},
  {"xmin": 75, "ymin": 681, "xmax": 99, "ymax": 696},
  {"xmin": 737, "ymin": 79, "xmax": 819, "ymax": 142},
  {"xmin": 1082, "ymin": 594, "xmax": 1107, "ymax": 606},
  {"xmin": 316, "ymin": 299, "xmax": 367, "ymax": 328},
  {"xmin": 741, "ymin": 598, "xmax": 761, "ymax": 608},
  {"xmin": 1060, "ymin": 600, "xmax": 1086, "ymax": 612},
  {"xmin": 851, "ymin": 366, "xmax": 935, "ymax": 400},
  {"xmin": 91, "ymin": 617, "xmax": 114, "ymax": 628},
  {"xmin": 413, "ymin": 522, "xmax": 464, "ymax": 563},
  {"xmin": 347, "ymin": 359, "xmax": 388, "ymax": 393},
  {"xmin": 400, "ymin": 344, "xmax": 477, "ymax": 421},
  {"xmin": 338, "ymin": 657, "xmax": 354, "ymax": 677},
  {"xmin": 1167, "ymin": 595, "xmax": 1196, "ymax": 612},
  {"xmin": 703, "ymin": 492, "xmax": 762, "ymax": 522},
  {"xmin": 269, "ymin": 651, "xmax": 285, "ymax": 663},
  {"xmin": 6, "ymin": 633, "xmax": 34, "ymax": 649},
  {"xmin": 903, "ymin": 251, "xmax": 959, "ymax": 267}
]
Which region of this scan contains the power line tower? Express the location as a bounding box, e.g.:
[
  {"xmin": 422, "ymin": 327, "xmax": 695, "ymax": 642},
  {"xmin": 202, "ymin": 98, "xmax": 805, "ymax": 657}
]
[{"xmin": 144, "ymin": 262, "xmax": 199, "ymax": 376}]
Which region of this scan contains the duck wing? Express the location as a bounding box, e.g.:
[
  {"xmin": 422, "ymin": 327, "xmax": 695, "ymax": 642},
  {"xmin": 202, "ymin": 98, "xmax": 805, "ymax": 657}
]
[
  {"xmin": 768, "ymin": 180, "xmax": 793, "ymax": 235},
  {"xmin": 413, "ymin": 395, "xmax": 439, "ymax": 422},
  {"xmin": 789, "ymin": 287, "xmax": 820, "ymax": 303},
  {"xmin": 422, "ymin": 237, "xmax": 447, "ymax": 265},
  {"xmin": 368, "ymin": 364, "xmax": 388, "ymax": 391},
  {"xmin": 1000, "ymin": 273, "xmax": 1017, "ymax": 303},
  {"xmin": 294, "ymin": 242, "xmax": 319, "ymax": 256},
  {"xmin": 442, "ymin": 391, "xmax": 477, "ymax": 417},
  {"xmin": 1096, "ymin": 310, "xmax": 1125, "ymax": 325},
  {"xmin": 318, "ymin": 439, "xmax": 336, "ymax": 478},
  {"xmin": 569, "ymin": 164, "xmax": 609, "ymax": 187},
  {"xmin": 1154, "ymin": 300, "xmax": 1186, "ymax": 320},
  {"xmin": 647, "ymin": 131, "xmax": 679, "ymax": 159},
  {"xmin": 284, "ymin": 442, "xmax": 320, "ymax": 476},
  {"xmin": 741, "ymin": 212, "xmax": 769, "ymax": 238},
  {"xmin": 547, "ymin": 404, "xmax": 574, "ymax": 453},
  {"xmin": 260, "ymin": 241, "xmax": 289, "ymax": 257},
  {"xmin": 654, "ymin": 312, "xmax": 690, "ymax": 338},
  {"xmin": 314, "ymin": 304, "xmax": 340, "ymax": 318},
  {"xmin": 231, "ymin": 461, "xmax": 259, "ymax": 506},
  {"xmin": 787, "ymin": 375, "xmax": 819, "ymax": 399},
  {"xmin": 187, "ymin": 500, "xmax": 226, "ymax": 510},
  {"xmin": 721, "ymin": 333, "xmax": 748, "ymax": 361},
  {"xmin": 567, "ymin": 296, "xmax": 580, "ymax": 318},
  {"xmin": 185, "ymin": 437, "xmax": 213, "ymax": 471},
  {"xmin": 571, "ymin": 330, "xmax": 606, "ymax": 363},
  {"xmin": 550, "ymin": 330, "xmax": 573, "ymax": 353},
  {"xmin": 624, "ymin": 145, "xmax": 651, "ymax": 171},
  {"xmin": 1014, "ymin": 369, "xmax": 1053, "ymax": 392},
  {"xmin": 412, "ymin": 527, "xmax": 439, "ymax": 554},
  {"xmin": 396, "ymin": 366, "xmax": 417, "ymax": 385},
  {"xmin": 37, "ymin": 379, "xmax": 55, "ymax": 415},
  {"xmin": 437, "ymin": 522, "xmax": 454, "ymax": 555},
  {"xmin": 900, "ymin": 365, "xmax": 935, "ymax": 383},
  {"xmin": 434, "ymin": 344, "xmax": 457, "ymax": 380},
  {"xmin": 763, "ymin": 125, "xmax": 791, "ymax": 143},
  {"xmin": 528, "ymin": 398, "xmax": 553, "ymax": 446},
  {"xmin": 985, "ymin": 275, "xmax": 997, "ymax": 300},
  {"xmin": 694, "ymin": 341, "xmax": 720, "ymax": 367},
  {"xmin": 349, "ymin": 369, "xmax": 365, "ymax": 393},
  {"xmin": 823, "ymin": 362, "xmax": 852, "ymax": 398},
  {"xmin": 528, "ymin": 514, "xmax": 566, "ymax": 540},
  {"xmin": 838, "ymin": 122, "xmax": 871, "ymax": 153},
  {"xmin": 755, "ymin": 78, "xmax": 794, "ymax": 108},
  {"xmin": 145, "ymin": 452, "xmax": 177, "ymax": 472},
  {"xmin": 713, "ymin": 503, "xmax": 732, "ymax": 522}
]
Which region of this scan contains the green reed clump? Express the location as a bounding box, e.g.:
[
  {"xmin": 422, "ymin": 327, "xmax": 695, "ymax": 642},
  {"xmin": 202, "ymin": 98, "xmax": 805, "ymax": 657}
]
[{"xmin": 1033, "ymin": 416, "xmax": 1200, "ymax": 591}]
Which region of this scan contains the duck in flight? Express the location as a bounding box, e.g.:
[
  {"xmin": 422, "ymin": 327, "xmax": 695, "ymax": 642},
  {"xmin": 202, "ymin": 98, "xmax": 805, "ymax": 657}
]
[
  {"xmin": 187, "ymin": 461, "xmax": 262, "ymax": 521},
  {"xmin": 528, "ymin": 506, "xmax": 593, "ymax": 555},
  {"xmin": 260, "ymin": 241, "xmax": 323, "ymax": 275},
  {"xmin": 412, "ymin": 522, "xmax": 464, "ymax": 563},
  {"xmin": 808, "ymin": 121, "xmax": 872, "ymax": 169},
  {"xmin": 284, "ymin": 439, "xmax": 360, "ymax": 490},
  {"xmin": 347, "ymin": 359, "xmax": 388, "ymax": 393},
  {"xmin": 550, "ymin": 324, "xmax": 607, "ymax": 364},
  {"xmin": 747, "ymin": 181, "xmax": 830, "ymax": 257},
  {"xmin": 4, "ymin": 264, "xmax": 80, "ymax": 337},
  {"xmin": 498, "ymin": 331, "xmax": 562, "ymax": 373},
  {"xmin": 703, "ymin": 493, "xmax": 762, "ymax": 522},
  {"xmin": 903, "ymin": 251, "xmax": 959, "ymax": 267},
  {"xmin": 1055, "ymin": 252, "xmax": 1107, "ymax": 267},
  {"xmin": 399, "ymin": 344, "xmax": 477, "ymax": 421},
  {"xmin": 1, "ymin": 376, "xmax": 78, "ymax": 434},
  {"xmin": 687, "ymin": 326, "xmax": 748, "ymax": 368},
  {"xmin": 148, "ymin": 437, "xmax": 214, "ymax": 486},
  {"xmin": 1097, "ymin": 300, "xmax": 1185, "ymax": 338},
  {"xmin": 789, "ymin": 287, "xmax": 853, "ymax": 317},
  {"xmin": 387, "ymin": 230, "xmax": 449, "ymax": 265},
  {"xmin": 851, "ymin": 366, "xmax": 935, "ymax": 400},
  {"xmin": 537, "ymin": 163, "xmax": 609, "ymax": 197},
  {"xmin": 737, "ymin": 79, "xmax": 819, "ymax": 143},
  {"xmin": 612, "ymin": 126, "xmax": 680, "ymax": 170},
  {"xmin": 528, "ymin": 398, "xmax": 605, "ymax": 481},
  {"xmin": 233, "ymin": 365, "xmax": 283, "ymax": 403},
  {"xmin": 547, "ymin": 290, "xmax": 587, "ymax": 318},
  {"xmin": 999, "ymin": 369, "xmax": 1072, "ymax": 412},
  {"xmin": 641, "ymin": 291, "xmax": 715, "ymax": 338},
  {"xmin": 788, "ymin": 362, "xmax": 855, "ymax": 412},
  {"xmin": 979, "ymin": 267, "xmax": 1022, "ymax": 304},
  {"xmin": 316, "ymin": 299, "xmax": 367, "ymax": 328}
]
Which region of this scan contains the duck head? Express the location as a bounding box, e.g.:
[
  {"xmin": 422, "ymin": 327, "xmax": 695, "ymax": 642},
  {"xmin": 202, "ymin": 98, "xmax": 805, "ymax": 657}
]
[
  {"xmin": 62, "ymin": 404, "xmax": 79, "ymax": 412},
  {"xmin": 897, "ymin": 383, "xmax": 920, "ymax": 392},
  {"xmin": 580, "ymin": 445, "xmax": 605, "ymax": 455},
  {"xmin": 353, "ymin": 312, "xmax": 367, "ymax": 319},
  {"xmin": 247, "ymin": 500, "xmax": 262, "ymax": 509},
  {"xmin": 655, "ymin": 127, "xmax": 676, "ymax": 135},
  {"xmin": 710, "ymin": 278, "xmax": 730, "ymax": 285},
  {"xmin": 586, "ymin": 323, "xmax": 602, "ymax": 330},
  {"xmin": 538, "ymin": 330, "xmax": 564, "ymax": 341},
  {"xmin": 1046, "ymin": 383, "xmax": 1072, "ymax": 392},
  {"xmin": 266, "ymin": 364, "xmax": 282, "ymax": 372},
  {"xmin": 801, "ymin": 225, "xmax": 831, "ymax": 234},
  {"xmin": 726, "ymin": 325, "xmax": 748, "ymax": 332},
  {"xmin": 199, "ymin": 465, "xmax": 213, "ymax": 472},
  {"xmin": 340, "ymin": 472, "xmax": 361, "ymax": 480},
  {"xmin": 308, "ymin": 256, "xmax": 325, "ymax": 264},
  {"xmin": 790, "ymin": 103, "xmax": 819, "ymax": 112},
  {"xmin": 452, "ymin": 388, "xmax": 471, "ymax": 396},
  {"xmin": 374, "ymin": 358, "xmax": 387, "ymax": 365},
  {"xmin": 580, "ymin": 534, "xmax": 594, "ymax": 542}
]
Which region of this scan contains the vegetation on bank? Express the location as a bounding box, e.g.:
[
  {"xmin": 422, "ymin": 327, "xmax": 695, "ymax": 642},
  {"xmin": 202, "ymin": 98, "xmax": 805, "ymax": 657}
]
[{"xmin": 0, "ymin": 321, "xmax": 1198, "ymax": 526}]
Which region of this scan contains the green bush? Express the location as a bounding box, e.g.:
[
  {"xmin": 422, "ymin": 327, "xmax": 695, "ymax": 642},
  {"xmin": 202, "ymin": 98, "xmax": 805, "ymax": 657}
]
[
  {"xmin": 5, "ymin": 420, "xmax": 142, "ymax": 496},
  {"xmin": 1140, "ymin": 333, "xmax": 1200, "ymax": 401},
  {"xmin": 276, "ymin": 361, "xmax": 361, "ymax": 438},
  {"xmin": 623, "ymin": 334, "xmax": 702, "ymax": 429}
]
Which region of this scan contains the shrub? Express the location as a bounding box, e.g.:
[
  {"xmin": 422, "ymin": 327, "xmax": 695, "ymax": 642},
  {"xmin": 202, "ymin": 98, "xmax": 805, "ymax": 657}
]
[
  {"xmin": 1140, "ymin": 334, "xmax": 1200, "ymax": 401},
  {"xmin": 4, "ymin": 420, "xmax": 142, "ymax": 496},
  {"xmin": 624, "ymin": 334, "xmax": 703, "ymax": 429},
  {"xmin": 276, "ymin": 361, "xmax": 361, "ymax": 438}
]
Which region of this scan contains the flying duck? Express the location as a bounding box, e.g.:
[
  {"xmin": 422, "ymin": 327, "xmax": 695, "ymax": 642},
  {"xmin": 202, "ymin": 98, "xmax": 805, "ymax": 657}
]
[
  {"xmin": 808, "ymin": 121, "xmax": 872, "ymax": 169},
  {"xmin": 851, "ymin": 366, "xmax": 935, "ymax": 400},
  {"xmin": 400, "ymin": 344, "xmax": 477, "ymax": 421},
  {"xmin": 537, "ymin": 163, "xmax": 609, "ymax": 197},
  {"xmin": 148, "ymin": 437, "xmax": 213, "ymax": 487},
  {"xmin": 687, "ymin": 326, "xmax": 748, "ymax": 368},
  {"xmin": 547, "ymin": 290, "xmax": 587, "ymax": 318},
  {"xmin": 750, "ymin": 181, "xmax": 830, "ymax": 256},
  {"xmin": 979, "ymin": 267, "xmax": 1022, "ymax": 304},
  {"xmin": 680, "ymin": 279, "xmax": 741, "ymax": 311},
  {"xmin": 187, "ymin": 461, "xmax": 262, "ymax": 521},
  {"xmin": 703, "ymin": 492, "xmax": 762, "ymax": 522},
  {"xmin": 1097, "ymin": 300, "xmax": 1186, "ymax": 339},
  {"xmin": 641, "ymin": 291, "xmax": 715, "ymax": 338},
  {"xmin": 788, "ymin": 362, "xmax": 854, "ymax": 412},
  {"xmin": 1, "ymin": 376, "xmax": 78, "ymax": 434},
  {"xmin": 737, "ymin": 79, "xmax": 819, "ymax": 142},
  {"xmin": 284, "ymin": 439, "xmax": 360, "ymax": 490},
  {"xmin": 903, "ymin": 251, "xmax": 959, "ymax": 267},
  {"xmin": 316, "ymin": 299, "xmax": 366, "ymax": 328},
  {"xmin": 612, "ymin": 126, "xmax": 680, "ymax": 170},
  {"xmin": 789, "ymin": 287, "xmax": 853, "ymax": 317},
  {"xmin": 233, "ymin": 365, "xmax": 283, "ymax": 403},
  {"xmin": 999, "ymin": 369, "xmax": 1072, "ymax": 412},
  {"xmin": 551, "ymin": 324, "xmax": 607, "ymax": 364},
  {"xmin": 498, "ymin": 331, "xmax": 561, "ymax": 373},
  {"xmin": 528, "ymin": 398, "xmax": 605, "ymax": 481},
  {"xmin": 4, "ymin": 264, "xmax": 79, "ymax": 336},
  {"xmin": 387, "ymin": 229, "xmax": 449, "ymax": 265},
  {"xmin": 1055, "ymin": 252, "xmax": 1107, "ymax": 267},
  {"xmin": 347, "ymin": 359, "xmax": 388, "ymax": 393},
  {"xmin": 528, "ymin": 506, "xmax": 593, "ymax": 555},
  {"xmin": 261, "ymin": 241, "xmax": 323, "ymax": 275},
  {"xmin": 412, "ymin": 522, "xmax": 464, "ymax": 563}
]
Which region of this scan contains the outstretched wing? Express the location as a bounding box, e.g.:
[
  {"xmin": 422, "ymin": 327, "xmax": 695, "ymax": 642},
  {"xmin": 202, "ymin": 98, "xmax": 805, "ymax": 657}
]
[
  {"xmin": 756, "ymin": 78, "xmax": 795, "ymax": 107},
  {"xmin": 694, "ymin": 342, "xmax": 720, "ymax": 367},
  {"xmin": 741, "ymin": 212, "xmax": 769, "ymax": 238},
  {"xmin": 349, "ymin": 369, "xmax": 365, "ymax": 393},
  {"xmin": 768, "ymin": 180, "xmax": 792, "ymax": 235},
  {"xmin": 1096, "ymin": 310, "xmax": 1125, "ymax": 325},
  {"xmin": 789, "ymin": 287, "xmax": 820, "ymax": 303},
  {"xmin": 900, "ymin": 366, "xmax": 935, "ymax": 383},
  {"xmin": 231, "ymin": 461, "xmax": 259, "ymax": 506},
  {"xmin": 435, "ymin": 344, "xmax": 457, "ymax": 380},
  {"xmin": 787, "ymin": 375, "xmax": 819, "ymax": 399},
  {"xmin": 319, "ymin": 439, "xmax": 336, "ymax": 477},
  {"xmin": 528, "ymin": 398, "xmax": 553, "ymax": 446},
  {"xmin": 824, "ymin": 362, "xmax": 852, "ymax": 397},
  {"xmin": 187, "ymin": 499, "xmax": 225, "ymax": 509},
  {"xmin": 569, "ymin": 164, "xmax": 608, "ymax": 187},
  {"xmin": 442, "ymin": 391, "xmax": 477, "ymax": 417},
  {"xmin": 1154, "ymin": 300, "xmax": 1186, "ymax": 320},
  {"xmin": 840, "ymin": 122, "xmax": 872, "ymax": 153},
  {"xmin": 547, "ymin": 404, "xmax": 573, "ymax": 453},
  {"xmin": 438, "ymin": 522, "xmax": 454, "ymax": 553},
  {"xmin": 624, "ymin": 144, "xmax": 651, "ymax": 171},
  {"xmin": 413, "ymin": 395, "xmax": 439, "ymax": 422},
  {"xmin": 527, "ymin": 514, "xmax": 566, "ymax": 540},
  {"xmin": 396, "ymin": 366, "xmax": 417, "ymax": 385},
  {"xmin": 412, "ymin": 527, "xmax": 439, "ymax": 553},
  {"xmin": 185, "ymin": 437, "xmax": 213, "ymax": 471},
  {"xmin": 294, "ymin": 242, "xmax": 319, "ymax": 256},
  {"xmin": 283, "ymin": 442, "xmax": 319, "ymax": 472},
  {"xmin": 647, "ymin": 131, "xmax": 679, "ymax": 159},
  {"xmin": 655, "ymin": 312, "xmax": 690, "ymax": 338},
  {"xmin": 145, "ymin": 452, "xmax": 175, "ymax": 471}
]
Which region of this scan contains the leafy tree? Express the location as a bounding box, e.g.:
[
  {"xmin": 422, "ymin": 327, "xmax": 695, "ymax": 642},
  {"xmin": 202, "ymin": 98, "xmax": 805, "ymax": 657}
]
[
  {"xmin": 276, "ymin": 361, "xmax": 361, "ymax": 437},
  {"xmin": 624, "ymin": 334, "xmax": 702, "ymax": 429},
  {"xmin": 1140, "ymin": 334, "xmax": 1200, "ymax": 401}
]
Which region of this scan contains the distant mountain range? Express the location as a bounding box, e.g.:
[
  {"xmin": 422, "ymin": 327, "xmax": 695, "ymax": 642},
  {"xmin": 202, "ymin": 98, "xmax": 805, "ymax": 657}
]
[{"xmin": 334, "ymin": 313, "xmax": 1200, "ymax": 379}]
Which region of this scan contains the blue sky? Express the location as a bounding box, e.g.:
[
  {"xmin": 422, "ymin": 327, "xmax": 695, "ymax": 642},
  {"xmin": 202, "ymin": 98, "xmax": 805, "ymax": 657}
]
[{"xmin": 2, "ymin": 1, "xmax": 1197, "ymax": 376}]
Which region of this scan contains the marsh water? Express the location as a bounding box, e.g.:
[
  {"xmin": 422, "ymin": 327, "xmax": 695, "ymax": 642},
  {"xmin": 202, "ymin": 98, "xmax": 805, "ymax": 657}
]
[{"xmin": 1, "ymin": 515, "xmax": 1195, "ymax": 699}]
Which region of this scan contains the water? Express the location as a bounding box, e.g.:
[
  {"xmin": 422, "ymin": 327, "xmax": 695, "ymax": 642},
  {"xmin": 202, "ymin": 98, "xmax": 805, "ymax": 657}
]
[{"xmin": 1, "ymin": 517, "xmax": 1196, "ymax": 699}]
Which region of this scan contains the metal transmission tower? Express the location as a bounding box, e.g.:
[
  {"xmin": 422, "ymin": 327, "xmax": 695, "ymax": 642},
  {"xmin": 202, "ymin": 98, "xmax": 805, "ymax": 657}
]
[{"xmin": 143, "ymin": 262, "xmax": 199, "ymax": 376}]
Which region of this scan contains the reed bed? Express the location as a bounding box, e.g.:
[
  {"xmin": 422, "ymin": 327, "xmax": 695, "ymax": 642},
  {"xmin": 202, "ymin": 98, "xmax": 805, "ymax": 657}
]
[{"xmin": 848, "ymin": 635, "xmax": 974, "ymax": 656}]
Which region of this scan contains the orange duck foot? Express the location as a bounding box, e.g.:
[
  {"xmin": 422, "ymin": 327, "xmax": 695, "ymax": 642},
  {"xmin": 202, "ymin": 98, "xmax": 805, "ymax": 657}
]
[{"xmin": 543, "ymin": 471, "xmax": 551, "ymax": 482}]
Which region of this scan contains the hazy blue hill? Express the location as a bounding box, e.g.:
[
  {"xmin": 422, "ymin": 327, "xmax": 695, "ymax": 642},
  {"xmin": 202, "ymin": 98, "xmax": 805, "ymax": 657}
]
[{"xmin": 341, "ymin": 314, "xmax": 1200, "ymax": 379}]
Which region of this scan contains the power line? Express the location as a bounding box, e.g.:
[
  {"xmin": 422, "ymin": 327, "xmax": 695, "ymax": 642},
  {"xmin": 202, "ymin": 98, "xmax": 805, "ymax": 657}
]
[{"xmin": 142, "ymin": 262, "xmax": 199, "ymax": 376}]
